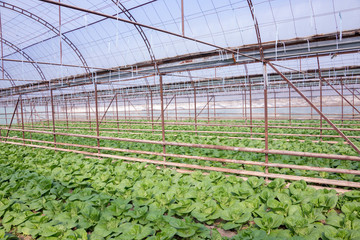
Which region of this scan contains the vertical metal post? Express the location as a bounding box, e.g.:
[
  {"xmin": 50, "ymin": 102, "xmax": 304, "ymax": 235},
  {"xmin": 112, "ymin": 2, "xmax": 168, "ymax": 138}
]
[
  {"xmin": 353, "ymin": 86, "xmax": 355, "ymax": 119},
  {"xmin": 175, "ymin": 93, "xmax": 178, "ymax": 122},
  {"xmin": 115, "ymin": 94, "xmax": 119, "ymax": 133},
  {"xmin": 274, "ymin": 89, "xmax": 277, "ymax": 120},
  {"xmin": 58, "ymin": 0, "xmax": 62, "ymax": 130},
  {"xmin": 50, "ymin": 89, "xmax": 56, "ymax": 147},
  {"xmin": 159, "ymin": 74, "xmax": 166, "ymax": 161},
  {"xmin": 288, "ymin": 86, "xmax": 291, "ymax": 125},
  {"xmin": 0, "ymin": 10, "xmax": 5, "ymax": 88},
  {"xmin": 123, "ymin": 97, "xmax": 127, "ymax": 123},
  {"xmin": 317, "ymin": 56, "xmax": 323, "ymax": 140},
  {"xmin": 213, "ymin": 95, "xmax": 216, "ymax": 121},
  {"xmin": 341, "ymin": 78, "xmax": 344, "ymax": 123},
  {"xmin": 103, "ymin": 101, "xmax": 106, "ymax": 122},
  {"xmin": 181, "ymin": 0, "xmax": 184, "ymax": 36},
  {"xmin": 59, "ymin": 0, "xmax": 62, "ymax": 65},
  {"xmin": 128, "ymin": 99, "xmax": 131, "ymax": 126},
  {"xmin": 16, "ymin": 102, "xmax": 20, "ymax": 128},
  {"xmin": 188, "ymin": 97, "xmax": 191, "ymax": 120},
  {"xmin": 57, "ymin": 102, "xmax": 60, "ymax": 120},
  {"xmin": 146, "ymin": 94, "xmax": 149, "ymax": 121},
  {"xmin": 65, "ymin": 98, "xmax": 68, "ymax": 130},
  {"xmin": 310, "ymin": 86, "xmax": 313, "ymax": 119},
  {"xmin": 245, "ymin": 65, "xmax": 253, "ymax": 135},
  {"xmin": 30, "ymin": 102, "xmax": 34, "ymax": 143},
  {"xmin": 5, "ymin": 96, "xmax": 20, "ymax": 140},
  {"xmin": 94, "ymin": 76, "xmax": 100, "ymax": 154},
  {"xmin": 20, "ymin": 96, "xmax": 25, "ymax": 144},
  {"xmin": 87, "ymin": 95, "xmax": 92, "ymax": 130},
  {"xmin": 191, "ymin": 81, "xmax": 198, "ymax": 135},
  {"xmin": 263, "ymin": 63, "xmax": 269, "ymax": 178},
  {"xmin": 244, "ymin": 86, "xmax": 247, "ymax": 124},
  {"xmin": 72, "ymin": 104, "xmax": 75, "ymax": 121},
  {"xmin": 242, "ymin": 89, "xmax": 245, "ymax": 121},
  {"xmin": 207, "ymin": 93, "xmax": 210, "ymax": 123},
  {"xmin": 46, "ymin": 100, "xmax": 50, "ymax": 127},
  {"xmin": 150, "ymin": 90, "xmax": 154, "ymax": 132}
]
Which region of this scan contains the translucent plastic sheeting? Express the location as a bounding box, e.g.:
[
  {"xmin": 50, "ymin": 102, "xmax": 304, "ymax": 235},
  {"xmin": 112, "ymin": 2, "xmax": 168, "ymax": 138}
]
[{"xmin": 0, "ymin": 0, "xmax": 359, "ymax": 90}]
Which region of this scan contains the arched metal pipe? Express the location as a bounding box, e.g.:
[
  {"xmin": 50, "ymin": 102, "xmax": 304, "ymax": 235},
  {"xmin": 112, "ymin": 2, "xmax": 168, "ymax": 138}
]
[
  {"xmin": 0, "ymin": 1, "xmax": 91, "ymax": 77},
  {"xmin": 1, "ymin": 38, "xmax": 46, "ymax": 81}
]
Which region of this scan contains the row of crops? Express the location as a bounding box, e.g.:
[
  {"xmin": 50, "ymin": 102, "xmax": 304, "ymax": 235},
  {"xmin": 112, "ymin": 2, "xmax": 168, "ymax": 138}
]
[
  {"xmin": 1, "ymin": 119, "xmax": 360, "ymax": 239},
  {"xmin": 1, "ymin": 143, "xmax": 360, "ymax": 239},
  {"xmin": 2, "ymin": 119, "xmax": 360, "ymax": 183}
]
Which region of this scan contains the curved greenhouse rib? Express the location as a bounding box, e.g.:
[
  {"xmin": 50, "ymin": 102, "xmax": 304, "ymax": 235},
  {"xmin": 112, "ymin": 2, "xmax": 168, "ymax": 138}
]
[
  {"xmin": 0, "ymin": 66, "xmax": 15, "ymax": 87},
  {"xmin": 1, "ymin": 38, "xmax": 46, "ymax": 81},
  {"xmin": 0, "ymin": 1, "xmax": 91, "ymax": 77},
  {"xmin": 246, "ymin": 0, "xmax": 264, "ymax": 61},
  {"xmin": 111, "ymin": 0, "xmax": 157, "ymax": 64},
  {"xmin": 0, "ymin": 67, "xmax": 12, "ymax": 80}
]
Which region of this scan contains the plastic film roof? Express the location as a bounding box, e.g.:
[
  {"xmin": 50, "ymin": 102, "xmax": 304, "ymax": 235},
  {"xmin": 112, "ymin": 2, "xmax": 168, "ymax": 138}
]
[{"xmin": 0, "ymin": 0, "xmax": 360, "ymax": 89}]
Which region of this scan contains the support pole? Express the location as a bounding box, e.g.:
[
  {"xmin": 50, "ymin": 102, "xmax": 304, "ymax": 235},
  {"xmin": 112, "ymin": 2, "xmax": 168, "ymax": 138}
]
[
  {"xmin": 128, "ymin": 98, "xmax": 131, "ymax": 125},
  {"xmin": 245, "ymin": 64, "xmax": 253, "ymax": 135},
  {"xmin": 288, "ymin": 85, "xmax": 291, "ymax": 125},
  {"xmin": 181, "ymin": 0, "xmax": 184, "ymax": 36},
  {"xmin": 268, "ymin": 62, "xmax": 360, "ymax": 155},
  {"xmin": 65, "ymin": 98, "xmax": 68, "ymax": 130},
  {"xmin": 156, "ymin": 94, "xmax": 175, "ymax": 121},
  {"xmin": 0, "ymin": 10, "xmax": 5, "ymax": 88},
  {"xmin": 321, "ymin": 78, "xmax": 360, "ymax": 115},
  {"xmin": 159, "ymin": 74, "xmax": 166, "ymax": 161},
  {"xmin": 353, "ymin": 86, "xmax": 356, "ymax": 119},
  {"xmin": 341, "ymin": 78, "xmax": 344, "ymax": 122},
  {"xmin": 124, "ymin": 97, "xmax": 127, "ymax": 125},
  {"xmin": 150, "ymin": 90, "xmax": 154, "ymax": 132},
  {"xmin": 30, "ymin": 102, "xmax": 34, "ymax": 143},
  {"xmin": 46, "ymin": 101, "xmax": 49, "ymax": 127},
  {"xmin": 196, "ymin": 96, "xmax": 214, "ymax": 118},
  {"xmin": 16, "ymin": 102, "xmax": 20, "ymax": 128},
  {"xmin": 242, "ymin": 89, "xmax": 245, "ymax": 121},
  {"xmin": 244, "ymin": 86, "xmax": 247, "ymax": 123},
  {"xmin": 191, "ymin": 80, "xmax": 198, "ymax": 135},
  {"xmin": 94, "ymin": 76, "xmax": 100, "ymax": 154},
  {"xmin": 213, "ymin": 95, "xmax": 216, "ymax": 121},
  {"xmin": 188, "ymin": 97, "xmax": 191, "ymax": 120},
  {"xmin": 87, "ymin": 95, "xmax": 92, "ymax": 130},
  {"xmin": 207, "ymin": 93, "xmax": 210, "ymax": 123},
  {"xmin": 99, "ymin": 93, "xmax": 117, "ymax": 124},
  {"xmin": 116, "ymin": 94, "xmax": 119, "ymax": 133},
  {"xmin": 50, "ymin": 89, "xmax": 56, "ymax": 147},
  {"xmin": 5, "ymin": 96, "xmax": 20, "ymax": 140},
  {"xmin": 175, "ymin": 93, "xmax": 178, "ymax": 122},
  {"xmin": 317, "ymin": 56, "xmax": 323, "ymax": 140},
  {"xmin": 343, "ymin": 84, "xmax": 360, "ymax": 101},
  {"xmin": 310, "ymin": 86, "xmax": 313, "ymax": 119},
  {"xmin": 146, "ymin": 94, "xmax": 149, "ymax": 121},
  {"xmin": 263, "ymin": 63, "xmax": 269, "ymax": 177},
  {"xmin": 274, "ymin": 89, "xmax": 277, "ymax": 120},
  {"xmin": 20, "ymin": 96, "xmax": 25, "ymax": 144}
]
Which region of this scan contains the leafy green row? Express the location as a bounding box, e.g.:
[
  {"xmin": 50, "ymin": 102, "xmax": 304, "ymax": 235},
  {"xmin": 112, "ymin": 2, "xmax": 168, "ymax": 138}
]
[
  {"xmin": 1, "ymin": 143, "xmax": 360, "ymax": 239},
  {"xmin": 4, "ymin": 125, "xmax": 360, "ymax": 183}
]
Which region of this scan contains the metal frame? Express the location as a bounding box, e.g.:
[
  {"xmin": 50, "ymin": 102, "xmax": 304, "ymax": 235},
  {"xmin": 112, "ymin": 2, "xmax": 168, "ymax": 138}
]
[{"xmin": 0, "ymin": 0, "xmax": 359, "ymax": 189}]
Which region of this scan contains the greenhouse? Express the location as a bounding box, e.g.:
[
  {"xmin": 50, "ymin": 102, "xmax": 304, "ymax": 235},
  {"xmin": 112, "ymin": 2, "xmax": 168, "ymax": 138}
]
[{"xmin": 0, "ymin": 0, "xmax": 360, "ymax": 239}]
